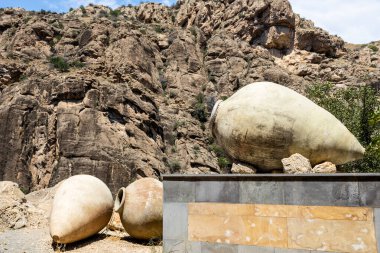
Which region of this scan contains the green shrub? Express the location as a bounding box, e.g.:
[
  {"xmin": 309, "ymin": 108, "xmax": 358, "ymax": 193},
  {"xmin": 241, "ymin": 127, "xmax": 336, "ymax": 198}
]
[
  {"xmin": 195, "ymin": 92, "xmax": 205, "ymax": 103},
  {"xmin": 19, "ymin": 74, "xmax": 27, "ymax": 81},
  {"xmin": 110, "ymin": 9, "xmax": 121, "ymax": 17},
  {"xmin": 169, "ymin": 160, "xmax": 181, "ymax": 172},
  {"xmin": 368, "ymin": 44, "xmax": 379, "ymax": 52},
  {"xmin": 191, "ymin": 92, "xmax": 208, "ymax": 122},
  {"xmin": 218, "ymin": 157, "xmax": 231, "ymax": 169},
  {"xmin": 53, "ymin": 34, "xmax": 62, "ymax": 43},
  {"xmin": 209, "ymin": 143, "xmax": 232, "ymax": 170},
  {"xmin": 69, "ymin": 7, "xmax": 74, "ymax": 12},
  {"xmin": 80, "ymin": 5, "xmax": 86, "ymax": 14},
  {"xmin": 208, "ymin": 144, "xmax": 225, "ymax": 157},
  {"xmin": 306, "ymin": 82, "xmax": 380, "ymax": 172},
  {"xmin": 19, "ymin": 186, "xmax": 30, "ymax": 194},
  {"xmin": 154, "ymin": 25, "xmax": 164, "ymax": 33},
  {"xmin": 173, "ymin": 120, "xmax": 185, "ymax": 131},
  {"xmin": 161, "ymin": 79, "xmax": 167, "ymax": 91},
  {"xmin": 192, "ymin": 102, "xmax": 207, "ymax": 122},
  {"xmin": 50, "ymin": 56, "xmax": 69, "ymax": 72}
]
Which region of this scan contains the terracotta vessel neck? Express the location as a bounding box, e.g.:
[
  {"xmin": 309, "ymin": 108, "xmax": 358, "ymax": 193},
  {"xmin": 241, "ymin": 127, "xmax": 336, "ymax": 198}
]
[
  {"xmin": 114, "ymin": 187, "xmax": 126, "ymax": 214},
  {"xmin": 210, "ymin": 99, "xmax": 222, "ymax": 137}
]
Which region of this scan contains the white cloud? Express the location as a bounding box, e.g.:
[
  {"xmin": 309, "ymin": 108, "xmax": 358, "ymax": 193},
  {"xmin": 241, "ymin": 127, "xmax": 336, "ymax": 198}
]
[{"xmin": 289, "ymin": 0, "xmax": 380, "ymax": 44}]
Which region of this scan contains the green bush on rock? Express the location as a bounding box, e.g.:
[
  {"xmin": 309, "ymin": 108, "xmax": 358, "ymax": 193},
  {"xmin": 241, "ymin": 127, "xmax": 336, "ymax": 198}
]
[
  {"xmin": 306, "ymin": 82, "xmax": 380, "ymax": 172},
  {"xmin": 50, "ymin": 56, "xmax": 69, "ymax": 72}
]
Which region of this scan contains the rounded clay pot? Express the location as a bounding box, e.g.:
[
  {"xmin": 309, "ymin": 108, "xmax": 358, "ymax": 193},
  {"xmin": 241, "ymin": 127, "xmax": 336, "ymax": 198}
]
[
  {"xmin": 114, "ymin": 178, "xmax": 163, "ymax": 240},
  {"xmin": 49, "ymin": 175, "xmax": 113, "ymax": 244},
  {"xmin": 210, "ymin": 82, "xmax": 365, "ymax": 171}
]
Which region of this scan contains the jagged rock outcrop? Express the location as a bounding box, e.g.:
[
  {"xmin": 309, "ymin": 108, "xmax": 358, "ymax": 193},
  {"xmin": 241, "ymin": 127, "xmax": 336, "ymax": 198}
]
[{"xmin": 0, "ymin": 1, "xmax": 378, "ymax": 192}]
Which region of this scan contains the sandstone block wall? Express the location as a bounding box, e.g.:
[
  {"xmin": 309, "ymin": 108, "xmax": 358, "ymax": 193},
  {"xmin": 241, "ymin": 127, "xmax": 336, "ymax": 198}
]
[{"xmin": 163, "ymin": 174, "xmax": 380, "ymax": 253}]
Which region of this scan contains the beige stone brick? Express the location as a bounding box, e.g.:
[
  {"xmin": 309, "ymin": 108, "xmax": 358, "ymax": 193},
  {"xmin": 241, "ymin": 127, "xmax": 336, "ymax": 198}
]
[{"xmin": 287, "ymin": 218, "xmax": 377, "ymax": 252}]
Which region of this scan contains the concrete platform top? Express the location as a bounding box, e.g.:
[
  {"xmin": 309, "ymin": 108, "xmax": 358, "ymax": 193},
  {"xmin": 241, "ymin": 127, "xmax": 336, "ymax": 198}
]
[{"xmin": 162, "ymin": 173, "xmax": 380, "ymax": 181}]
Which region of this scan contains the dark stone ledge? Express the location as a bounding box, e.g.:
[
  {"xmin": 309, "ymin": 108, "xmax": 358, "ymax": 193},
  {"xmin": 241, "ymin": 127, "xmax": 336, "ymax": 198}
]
[{"xmin": 162, "ymin": 173, "xmax": 380, "ymax": 182}]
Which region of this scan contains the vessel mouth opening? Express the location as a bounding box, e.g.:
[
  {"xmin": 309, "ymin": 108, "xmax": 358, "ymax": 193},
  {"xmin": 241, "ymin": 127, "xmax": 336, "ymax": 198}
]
[
  {"xmin": 209, "ymin": 99, "xmax": 222, "ymax": 137},
  {"xmin": 114, "ymin": 187, "xmax": 125, "ymax": 212}
]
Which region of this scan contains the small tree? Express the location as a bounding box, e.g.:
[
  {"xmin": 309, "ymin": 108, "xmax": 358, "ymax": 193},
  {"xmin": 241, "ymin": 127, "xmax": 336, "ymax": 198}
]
[{"xmin": 306, "ymin": 82, "xmax": 380, "ymax": 172}]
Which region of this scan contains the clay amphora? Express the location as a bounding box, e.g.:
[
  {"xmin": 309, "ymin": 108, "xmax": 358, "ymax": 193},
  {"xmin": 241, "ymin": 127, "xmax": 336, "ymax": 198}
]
[
  {"xmin": 49, "ymin": 175, "xmax": 113, "ymax": 243},
  {"xmin": 210, "ymin": 82, "xmax": 365, "ymax": 171},
  {"xmin": 114, "ymin": 178, "xmax": 163, "ymax": 239}
]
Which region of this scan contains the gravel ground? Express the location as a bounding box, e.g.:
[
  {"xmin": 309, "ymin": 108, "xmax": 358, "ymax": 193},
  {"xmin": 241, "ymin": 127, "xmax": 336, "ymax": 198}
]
[{"xmin": 0, "ymin": 228, "xmax": 162, "ymax": 253}]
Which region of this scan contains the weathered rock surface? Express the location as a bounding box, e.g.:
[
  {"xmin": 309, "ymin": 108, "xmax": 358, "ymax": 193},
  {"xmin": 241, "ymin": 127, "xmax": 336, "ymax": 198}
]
[
  {"xmin": 0, "ymin": 181, "xmax": 58, "ymax": 232},
  {"xmin": 0, "ymin": 1, "xmax": 378, "ymax": 192},
  {"xmin": 282, "ymin": 153, "xmax": 312, "ymax": 174}
]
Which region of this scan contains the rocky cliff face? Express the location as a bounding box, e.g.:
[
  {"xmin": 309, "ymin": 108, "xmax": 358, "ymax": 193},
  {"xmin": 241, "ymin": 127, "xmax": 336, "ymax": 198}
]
[{"xmin": 0, "ymin": 0, "xmax": 379, "ymax": 193}]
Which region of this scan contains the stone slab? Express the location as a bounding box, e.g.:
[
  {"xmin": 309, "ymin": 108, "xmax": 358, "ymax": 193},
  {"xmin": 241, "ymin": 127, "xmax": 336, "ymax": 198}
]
[
  {"xmin": 163, "ymin": 239, "xmax": 186, "ymax": 253},
  {"xmin": 164, "ymin": 180, "xmax": 195, "ymax": 202},
  {"xmin": 188, "ymin": 241, "xmax": 202, "ymax": 253},
  {"xmin": 375, "ymin": 208, "xmax": 380, "ymax": 253},
  {"xmin": 188, "ymin": 202, "xmax": 376, "ymax": 252},
  {"xmin": 163, "ymin": 173, "xmax": 380, "ymax": 181},
  {"xmin": 284, "ymin": 180, "xmax": 360, "ymax": 206},
  {"xmin": 195, "ymin": 180, "xmax": 239, "ymax": 203},
  {"xmin": 274, "ymin": 249, "xmax": 310, "ymax": 253},
  {"xmin": 287, "ymin": 217, "xmax": 377, "ymax": 252},
  {"xmin": 238, "ymin": 245, "xmax": 274, "ymax": 253},
  {"xmin": 359, "ymin": 181, "xmax": 380, "ymax": 207},
  {"xmin": 201, "ymin": 242, "xmax": 238, "ymax": 253},
  {"xmin": 163, "ymin": 203, "xmax": 188, "ymax": 240},
  {"xmin": 240, "ymin": 180, "xmax": 285, "ymax": 205}
]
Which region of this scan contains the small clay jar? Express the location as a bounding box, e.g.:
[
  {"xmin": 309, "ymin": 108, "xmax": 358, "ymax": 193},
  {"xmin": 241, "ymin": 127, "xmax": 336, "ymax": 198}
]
[
  {"xmin": 114, "ymin": 178, "xmax": 163, "ymax": 239},
  {"xmin": 49, "ymin": 175, "xmax": 113, "ymax": 244}
]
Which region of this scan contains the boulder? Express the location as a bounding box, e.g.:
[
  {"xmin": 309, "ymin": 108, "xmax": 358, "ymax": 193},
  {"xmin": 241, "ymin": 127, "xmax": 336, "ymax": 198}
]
[
  {"xmin": 282, "ymin": 153, "xmax": 312, "ymax": 174},
  {"xmin": 231, "ymin": 163, "xmax": 257, "ymax": 174},
  {"xmin": 312, "ymin": 162, "xmax": 337, "ymax": 173}
]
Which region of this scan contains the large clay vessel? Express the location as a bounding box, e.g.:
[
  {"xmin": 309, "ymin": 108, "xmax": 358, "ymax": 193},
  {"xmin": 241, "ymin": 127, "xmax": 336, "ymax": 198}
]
[
  {"xmin": 114, "ymin": 178, "xmax": 163, "ymax": 239},
  {"xmin": 49, "ymin": 175, "xmax": 113, "ymax": 243},
  {"xmin": 210, "ymin": 82, "xmax": 365, "ymax": 171}
]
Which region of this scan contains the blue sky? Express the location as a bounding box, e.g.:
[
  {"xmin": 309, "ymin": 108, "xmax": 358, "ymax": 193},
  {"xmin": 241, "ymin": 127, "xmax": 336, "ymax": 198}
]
[
  {"xmin": 289, "ymin": 0, "xmax": 380, "ymax": 44},
  {"xmin": 0, "ymin": 0, "xmax": 379, "ymax": 44}
]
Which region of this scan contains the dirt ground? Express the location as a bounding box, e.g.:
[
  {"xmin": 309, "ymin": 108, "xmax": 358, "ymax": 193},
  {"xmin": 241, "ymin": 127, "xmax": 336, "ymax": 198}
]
[{"xmin": 0, "ymin": 228, "xmax": 162, "ymax": 253}]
